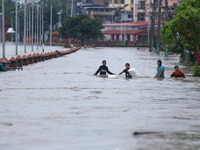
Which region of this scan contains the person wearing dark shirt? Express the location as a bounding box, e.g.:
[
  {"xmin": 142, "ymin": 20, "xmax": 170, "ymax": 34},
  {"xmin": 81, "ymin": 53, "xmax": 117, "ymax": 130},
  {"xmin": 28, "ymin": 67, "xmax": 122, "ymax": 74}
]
[
  {"xmin": 93, "ymin": 60, "xmax": 115, "ymax": 75},
  {"xmin": 119, "ymin": 63, "xmax": 132, "ymax": 78},
  {"xmin": 171, "ymin": 66, "xmax": 186, "ymax": 78}
]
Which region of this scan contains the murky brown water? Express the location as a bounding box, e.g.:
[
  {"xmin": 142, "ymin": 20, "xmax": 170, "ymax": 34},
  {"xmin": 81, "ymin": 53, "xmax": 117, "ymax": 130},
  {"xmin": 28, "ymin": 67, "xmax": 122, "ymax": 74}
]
[{"xmin": 0, "ymin": 46, "xmax": 200, "ymax": 150}]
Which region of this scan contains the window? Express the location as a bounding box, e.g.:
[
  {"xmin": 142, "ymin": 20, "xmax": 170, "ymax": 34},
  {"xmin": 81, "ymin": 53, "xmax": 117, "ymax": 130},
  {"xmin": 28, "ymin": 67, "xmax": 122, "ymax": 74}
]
[
  {"xmin": 138, "ymin": 13, "xmax": 145, "ymax": 21},
  {"xmin": 140, "ymin": 1, "xmax": 145, "ymax": 9},
  {"xmin": 100, "ymin": 8, "xmax": 104, "ymax": 12},
  {"xmin": 105, "ymin": 17, "xmax": 110, "ymax": 22},
  {"xmin": 105, "ymin": 9, "xmax": 110, "ymax": 12},
  {"xmin": 114, "ymin": 0, "xmax": 124, "ymax": 4},
  {"xmin": 110, "ymin": 0, "xmax": 112, "ymax": 4},
  {"xmin": 94, "ymin": 9, "xmax": 98, "ymax": 12},
  {"xmin": 120, "ymin": 0, "xmax": 124, "ymax": 4},
  {"xmin": 132, "ymin": 0, "xmax": 134, "ymax": 4},
  {"xmin": 128, "ymin": 14, "xmax": 133, "ymax": 18}
]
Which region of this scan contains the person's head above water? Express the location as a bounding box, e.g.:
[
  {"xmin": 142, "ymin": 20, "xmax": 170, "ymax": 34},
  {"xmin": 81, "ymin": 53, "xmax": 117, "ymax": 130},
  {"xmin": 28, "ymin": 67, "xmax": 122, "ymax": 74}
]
[
  {"xmin": 157, "ymin": 60, "xmax": 162, "ymax": 66},
  {"xmin": 102, "ymin": 60, "xmax": 106, "ymax": 66},
  {"xmin": 175, "ymin": 65, "xmax": 179, "ymax": 71},
  {"xmin": 125, "ymin": 63, "xmax": 130, "ymax": 69}
]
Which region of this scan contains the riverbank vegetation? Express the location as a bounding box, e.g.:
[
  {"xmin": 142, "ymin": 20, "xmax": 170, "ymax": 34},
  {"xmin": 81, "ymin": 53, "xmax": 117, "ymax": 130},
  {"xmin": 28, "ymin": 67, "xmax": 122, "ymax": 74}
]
[
  {"xmin": 161, "ymin": 0, "xmax": 200, "ymax": 65},
  {"xmin": 58, "ymin": 14, "xmax": 104, "ymax": 46}
]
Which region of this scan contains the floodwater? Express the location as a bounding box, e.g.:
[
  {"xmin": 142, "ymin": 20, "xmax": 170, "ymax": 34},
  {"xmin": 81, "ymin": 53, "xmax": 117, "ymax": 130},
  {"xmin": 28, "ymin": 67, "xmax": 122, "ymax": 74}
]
[{"xmin": 0, "ymin": 45, "xmax": 200, "ymax": 150}]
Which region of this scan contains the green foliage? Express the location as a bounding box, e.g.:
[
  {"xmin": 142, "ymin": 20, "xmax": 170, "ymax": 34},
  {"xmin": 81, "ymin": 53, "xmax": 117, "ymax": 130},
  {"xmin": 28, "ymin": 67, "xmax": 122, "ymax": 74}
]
[
  {"xmin": 161, "ymin": 0, "xmax": 200, "ymax": 63},
  {"xmin": 58, "ymin": 14, "xmax": 104, "ymax": 45},
  {"xmin": 0, "ymin": 0, "xmax": 15, "ymax": 21},
  {"xmin": 192, "ymin": 62, "xmax": 200, "ymax": 77},
  {"xmin": 168, "ymin": 38, "xmax": 185, "ymax": 53}
]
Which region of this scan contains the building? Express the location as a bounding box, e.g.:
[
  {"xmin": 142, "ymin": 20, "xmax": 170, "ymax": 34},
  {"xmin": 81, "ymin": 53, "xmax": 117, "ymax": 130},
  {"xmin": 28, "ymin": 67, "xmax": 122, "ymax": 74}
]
[
  {"xmin": 109, "ymin": 0, "xmax": 151, "ymax": 22},
  {"xmin": 161, "ymin": 0, "xmax": 181, "ymax": 21},
  {"xmin": 93, "ymin": 0, "xmax": 109, "ymax": 6},
  {"xmin": 102, "ymin": 21, "xmax": 164, "ymax": 41},
  {"xmin": 81, "ymin": 6, "xmax": 119, "ymax": 24}
]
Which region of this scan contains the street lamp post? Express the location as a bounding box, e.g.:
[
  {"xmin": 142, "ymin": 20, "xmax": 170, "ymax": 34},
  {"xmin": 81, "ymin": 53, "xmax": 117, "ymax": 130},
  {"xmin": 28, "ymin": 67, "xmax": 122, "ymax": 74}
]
[
  {"xmin": 120, "ymin": 9, "xmax": 124, "ymax": 43},
  {"xmin": 148, "ymin": 22, "xmax": 150, "ymax": 43},
  {"xmin": 24, "ymin": 0, "xmax": 27, "ymax": 53},
  {"xmin": 11, "ymin": 14, "xmax": 13, "ymax": 42},
  {"xmin": 57, "ymin": 10, "xmax": 63, "ymax": 42},
  {"xmin": 111, "ymin": 10, "xmax": 116, "ymax": 30},
  {"xmin": 40, "ymin": 4, "xmax": 41, "ymax": 48},
  {"xmin": 71, "ymin": 0, "xmax": 74, "ymax": 17},
  {"xmin": 2, "ymin": 0, "xmax": 5, "ymax": 58},
  {"xmin": 29, "ymin": 8, "xmax": 31, "ymax": 46},
  {"xmin": 42, "ymin": 1, "xmax": 44, "ymax": 53},
  {"xmin": 15, "ymin": 0, "xmax": 18, "ymax": 55},
  {"xmin": 37, "ymin": 3, "xmax": 39, "ymax": 50},
  {"xmin": 32, "ymin": 0, "xmax": 34, "ymax": 51},
  {"xmin": 50, "ymin": 3, "xmax": 52, "ymax": 47},
  {"xmin": 123, "ymin": 4, "xmax": 129, "ymax": 45}
]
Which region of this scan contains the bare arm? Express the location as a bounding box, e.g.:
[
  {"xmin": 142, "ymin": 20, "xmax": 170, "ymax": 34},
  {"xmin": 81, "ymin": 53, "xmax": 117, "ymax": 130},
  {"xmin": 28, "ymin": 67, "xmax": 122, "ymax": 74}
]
[
  {"xmin": 93, "ymin": 66, "xmax": 101, "ymax": 76},
  {"xmin": 119, "ymin": 71, "xmax": 124, "ymax": 75}
]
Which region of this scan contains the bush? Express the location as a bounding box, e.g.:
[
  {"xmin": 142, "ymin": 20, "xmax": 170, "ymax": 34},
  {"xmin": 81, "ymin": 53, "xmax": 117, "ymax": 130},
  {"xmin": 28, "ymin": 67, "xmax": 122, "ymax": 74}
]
[{"xmin": 193, "ymin": 62, "xmax": 200, "ymax": 77}]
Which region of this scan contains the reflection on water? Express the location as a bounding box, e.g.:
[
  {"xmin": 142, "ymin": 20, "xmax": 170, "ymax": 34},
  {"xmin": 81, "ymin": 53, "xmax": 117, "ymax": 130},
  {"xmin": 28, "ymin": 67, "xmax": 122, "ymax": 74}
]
[{"xmin": 0, "ymin": 47, "xmax": 200, "ymax": 150}]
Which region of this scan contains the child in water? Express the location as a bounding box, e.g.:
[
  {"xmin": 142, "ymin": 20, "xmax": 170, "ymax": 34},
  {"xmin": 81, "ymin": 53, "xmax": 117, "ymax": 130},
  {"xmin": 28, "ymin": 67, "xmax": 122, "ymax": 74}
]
[
  {"xmin": 119, "ymin": 63, "xmax": 132, "ymax": 78},
  {"xmin": 154, "ymin": 60, "xmax": 165, "ymax": 79},
  {"xmin": 170, "ymin": 66, "xmax": 186, "ymax": 78}
]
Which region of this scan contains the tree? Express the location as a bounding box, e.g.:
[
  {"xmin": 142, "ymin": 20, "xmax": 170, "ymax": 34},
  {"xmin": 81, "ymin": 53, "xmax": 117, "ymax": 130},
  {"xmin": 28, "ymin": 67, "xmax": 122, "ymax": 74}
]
[
  {"xmin": 161, "ymin": 0, "xmax": 200, "ymax": 63},
  {"xmin": 58, "ymin": 14, "xmax": 105, "ymax": 45}
]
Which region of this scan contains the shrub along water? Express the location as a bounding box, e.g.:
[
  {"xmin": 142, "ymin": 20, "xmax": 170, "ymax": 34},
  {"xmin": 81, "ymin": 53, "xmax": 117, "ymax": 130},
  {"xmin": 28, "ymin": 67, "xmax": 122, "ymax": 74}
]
[{"xmin": 193, "ymin": 63, "xmax": 200, "ymax": 77}]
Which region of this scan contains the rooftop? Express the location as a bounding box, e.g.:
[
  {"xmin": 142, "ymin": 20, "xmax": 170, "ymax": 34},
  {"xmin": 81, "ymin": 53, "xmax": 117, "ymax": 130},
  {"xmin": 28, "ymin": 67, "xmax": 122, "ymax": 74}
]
[{"xmin": 103, "ymin": 22, "xmax": 164, "ymax": 27}]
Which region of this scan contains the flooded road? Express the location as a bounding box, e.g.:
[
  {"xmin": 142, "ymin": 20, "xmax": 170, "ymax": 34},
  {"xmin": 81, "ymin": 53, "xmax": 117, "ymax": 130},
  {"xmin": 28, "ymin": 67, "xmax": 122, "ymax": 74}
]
[{"xmin": 0, "ymin": 47, "xmax": 200, "ymax": 150}]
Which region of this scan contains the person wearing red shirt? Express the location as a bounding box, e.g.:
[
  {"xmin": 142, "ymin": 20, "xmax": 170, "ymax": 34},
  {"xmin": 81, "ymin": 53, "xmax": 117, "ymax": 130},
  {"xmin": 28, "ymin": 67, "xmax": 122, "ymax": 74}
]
[{"xmin": 171, "ymin": 66, "xmax": 186, "ymax": 78}]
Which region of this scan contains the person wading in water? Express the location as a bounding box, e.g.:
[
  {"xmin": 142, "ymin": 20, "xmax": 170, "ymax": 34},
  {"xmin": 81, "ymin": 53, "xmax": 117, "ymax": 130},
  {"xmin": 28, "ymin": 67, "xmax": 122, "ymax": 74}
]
[
  {"xmin": 119, "ymin": 63, "xmax": 132, "ymax": 78},
  {"xmin": 93, "ymin": 60, "xmax": 115, "ymax": 76},
  {"xmin": 154, "ymin": 60, "xmax": 165, "ymax": 79}
]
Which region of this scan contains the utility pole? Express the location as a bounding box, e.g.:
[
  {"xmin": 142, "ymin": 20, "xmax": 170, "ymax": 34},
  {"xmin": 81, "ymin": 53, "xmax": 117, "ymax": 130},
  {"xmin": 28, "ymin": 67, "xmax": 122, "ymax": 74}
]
[
  {"xmin": 156, "ymin": 0, "xmax": 162, "ymax": 54},
  {"xmin": 24, "ymin": 0, "xmax": 27, "ymax": 53},
  {"xmin": 32, "ymin": 0, "xmax": 34, "ymax": 51},
  {"xmin": 149, "ymin": 0, "xmax": 156, "ymax": 52},
  {"xmin": 15, "ymin": 0, "xmax": 18, "ymax": 55},
  {"xmin": 2, "ymin": 0, "xmax": 5, "ymax": 58}
]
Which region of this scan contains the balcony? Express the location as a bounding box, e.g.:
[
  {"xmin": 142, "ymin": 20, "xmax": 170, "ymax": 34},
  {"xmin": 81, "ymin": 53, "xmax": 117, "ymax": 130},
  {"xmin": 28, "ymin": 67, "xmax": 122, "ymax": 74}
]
[{"xmin": 92, "ymin": 11, "xmax": 114, "ymax": 16}]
